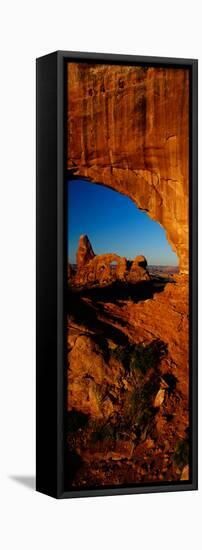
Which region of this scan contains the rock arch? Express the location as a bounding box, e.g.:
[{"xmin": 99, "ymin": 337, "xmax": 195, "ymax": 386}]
[
  {"xmin": 67, "ymin": 63, "xmax": 189, "ymax": 273},
  {"xmin": 71, "ymin": 237, "xmax": 150, "ymax": 287}
]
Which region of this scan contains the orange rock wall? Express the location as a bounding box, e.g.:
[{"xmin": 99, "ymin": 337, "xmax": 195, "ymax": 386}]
[{"xmin": 67, "ymin": 63, "xmax": 189, "ymax": 272}]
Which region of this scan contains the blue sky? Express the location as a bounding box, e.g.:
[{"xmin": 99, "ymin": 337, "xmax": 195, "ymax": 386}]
[{"xmin": 67, "ymin": 179, "xmax": 178, "ymax": 266}]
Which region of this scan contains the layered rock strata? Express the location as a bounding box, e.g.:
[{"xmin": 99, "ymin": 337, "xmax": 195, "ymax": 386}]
[{"xmin": 67, "ymin": 63, "xmax": 189, "ymax": 272}]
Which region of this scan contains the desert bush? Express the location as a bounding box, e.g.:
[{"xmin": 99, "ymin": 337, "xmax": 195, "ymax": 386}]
[
  {"xmin": 173, "ymin": 439, "xmax": 189, "ymax": 469},
  {"xmin": 91, "ymin": 422, "xmax": 115, "ymax": 443},
  {"xmin": 129, "ymin": 374, "xmax": 159, "ymax": 441},
  {"xmin": 111, "ymin": 340, "xmax": 167, "ymax": 375}
]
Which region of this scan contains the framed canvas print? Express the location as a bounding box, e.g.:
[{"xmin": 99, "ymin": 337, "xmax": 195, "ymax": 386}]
[{"xmin": 36, "ymin": 51, "xmax": 198, "ymax": 498}]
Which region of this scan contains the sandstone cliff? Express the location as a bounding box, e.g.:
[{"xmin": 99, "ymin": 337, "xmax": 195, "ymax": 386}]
[{"xmin": 67, "ymin": 63, "xmax": 189, "ymax": 272}]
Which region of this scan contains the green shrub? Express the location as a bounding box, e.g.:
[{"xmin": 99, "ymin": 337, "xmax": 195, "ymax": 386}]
[
  {"xmin": 129, "ymin": 344, "xmax": 154, "ymax": 375},
  {"xmin": 129, "ymin": 376, "xmax": 159, "ymax": 439},
  {"xmin": 173, "ymin": 439, "xmax": 189, "ymax": 469},
  {"xmin": 111, "ymin": 340, "xmax": 167, "ymax": 375},
  {"xmin": 91, "ymin": 422, "xmax": 115, "ymax": 443}
]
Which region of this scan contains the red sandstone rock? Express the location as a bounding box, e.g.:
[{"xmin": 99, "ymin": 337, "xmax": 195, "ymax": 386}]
[
  {"xmin": 66, "ymin": 64, "xmax": 190, "ymax": 487},
  {"xmin": 132, "ymin": 255, "xmax": 147, "ymax": 268},
  {"xmin": 72, "ymin": 235, "xmax": 150, "ymax": 286},
  {"xmin": 67, "ymin": 274, "xmax": 189, "ymax": 486},
  {"xmin": 67, "ymin": 64, "xmax": 189, "ymax": 273},
  {"xmin": 78, "ymin": 439, "xmax": 134, "ymax": 463},
  {"xmin": 180, "ymin": 464, "xmax": 189, "ymax": 481},
  {"xmin": 76, "ymin": 234, "xmax": 95, "ymax": 268},
  {"xmin": 68, "ymin": 334, "xmax": 125, "ymax": 419}
]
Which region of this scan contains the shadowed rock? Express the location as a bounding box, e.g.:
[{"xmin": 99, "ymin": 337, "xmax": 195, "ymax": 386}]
[{"xmin": 68, "ymin": 262, "xmax": 73, "ymax": 279}]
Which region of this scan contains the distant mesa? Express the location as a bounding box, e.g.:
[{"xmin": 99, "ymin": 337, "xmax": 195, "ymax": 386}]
[
  {"xmin": 148, "ymin": 265, "xmax": 179, "ymax": 276},
  {"xmin": 68, "ymin": 235, "xmax": 150, "ymax": 287}
]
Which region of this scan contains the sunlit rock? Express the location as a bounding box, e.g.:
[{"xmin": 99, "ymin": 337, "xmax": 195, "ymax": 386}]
[{"xmin": 68, "ymin": 64, "xmax": 189, "ymax": 273}]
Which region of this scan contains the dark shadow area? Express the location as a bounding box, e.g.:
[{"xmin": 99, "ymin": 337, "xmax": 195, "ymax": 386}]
[
  {"xmin": 162, "ymin": 372, "xmax": 178, "ymax": 395},
  {"xmin": 68, "ymin": 289, "xmax": 129, "ymax": 346},
  {"xmin": 67, "ymin": 278, "xmax": 174, "ymax": 347},
  {"xmin": 111, "ymin": 339, "xmax": 168, "ymax": 375},
  {"xmin": 66, "ymin": 451, "xmax": 84, "ymax": 488},
  {"xmin": 9, "ymin": 475, "xmax": 35, "ymax": 491},
  {"xmin": 70, "ymin": 276, "xmax": 172, "ymax": 306},
  {"xmin": 67, "ymin": 410, "xmax": 89, "ymax": 432}
]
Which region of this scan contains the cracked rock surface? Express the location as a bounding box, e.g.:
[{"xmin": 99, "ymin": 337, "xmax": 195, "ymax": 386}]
[{"xmin": 67, "ymin": 64, "xmax": 189, "ymax": 272}]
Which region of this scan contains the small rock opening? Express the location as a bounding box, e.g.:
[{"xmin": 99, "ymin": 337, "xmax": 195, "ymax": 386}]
[{"xmin": 110, "ymin": 260, "xmax": 118, "ymax": 274}]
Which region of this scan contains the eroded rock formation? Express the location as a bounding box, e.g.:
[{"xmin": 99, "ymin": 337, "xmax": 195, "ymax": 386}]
[
  {"xmin": 69, "ymin": 235, "xmax": 150, "ymax": 287},
  {"xmin": 68, "ymin": 334, "xmax": 125, "ymax": 419},
  {"xmin": 76, "ymin": 234, "xmax": 95, "ymax": 268},
  {"xmin": 67, "ymin": 64, "xmax": 189, "ymax": 272},
  {"xmin": 67, "ymin": 273, "xmax": 189, "ymax": 486}
]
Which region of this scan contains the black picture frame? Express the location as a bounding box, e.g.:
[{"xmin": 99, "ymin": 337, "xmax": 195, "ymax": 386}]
[{"xmin": 36, "ymin": 51, "xmax": 198, "ymax": 499}]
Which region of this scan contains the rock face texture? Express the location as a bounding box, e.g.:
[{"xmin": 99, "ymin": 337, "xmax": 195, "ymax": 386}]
[
  {"xmin": 76, "ymin": 234, "xmax": 95, "ymax": 268},
  {"xmin": 132, "ymin": 255, "xmax": 147, "ymax": 269},
  {"xmin": 70, "ymin": 235, "xmax": 150, "ymax": 286},
  {"xmin": 67, "ymin": 64, "xmax": 189, "ymax": 272},
  {"xmin": 67, "ymin": 273, "xmax": 189, "ymax": 487},
  {"xmin": 68, "ymin": 334, "xmax": 125, "ymax": 419}
]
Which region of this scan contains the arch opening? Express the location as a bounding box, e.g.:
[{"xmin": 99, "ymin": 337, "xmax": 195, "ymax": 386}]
[
  {"xmin": 67, "ymin": 178, "xmax": 179, "ymax": 278},
  {"xmin": 110, "ymin": 260, "xmax": 118, "ymax": 272}
]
